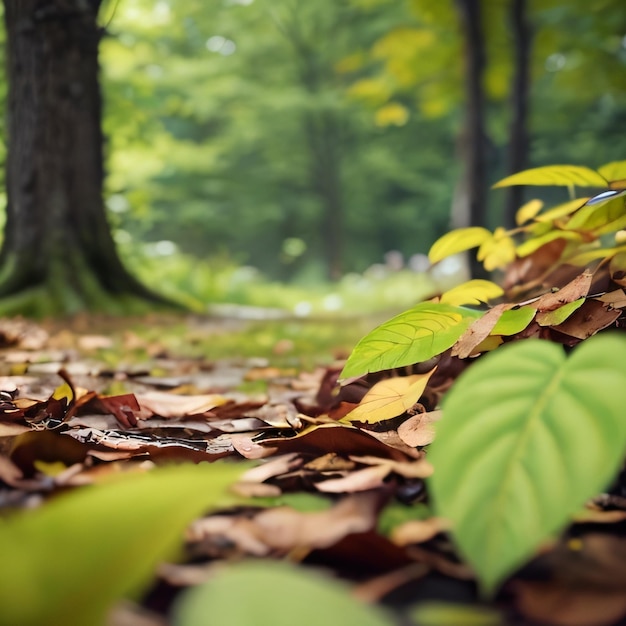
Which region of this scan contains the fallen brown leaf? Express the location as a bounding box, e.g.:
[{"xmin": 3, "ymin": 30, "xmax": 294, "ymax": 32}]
[
  {"xmin": 390, "ymin": 517, "xmax": 450, "ymax": 546},
  {"xmin": 531, "ymin": 269, "xmax": 593, "ymax": 312},
  {"xmin": 452, "ymin": 303, "xmax": 514, "ymax": 358},
  {"xmin": 397, "ymin": 410, "xmax": 442, "ymax": 447},
  {"xmin": 513, "ymin": 580, "xmax": 626, "ymax": 626},
  {"xmin": 135, "ymin": 390, "xmax": 229, "ymax": 418},
  {"xmin": 187, "ymin": 492, "xmax": 380, "ymax": 556}
]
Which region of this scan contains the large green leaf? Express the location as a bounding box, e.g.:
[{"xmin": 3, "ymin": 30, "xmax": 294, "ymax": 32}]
[
  {"xmin": 0, "ymin": 462, "xmax": 243, "ymax": 626},
  {"xmin": 341, "ymin": 302, "xmax": 482, "ymax": 378},
  {"xmin": 492, "ymin": 165, "xmax": 607, "ymax": 189},
  {"xmin": 428, "ymin": 334, "xmax": 626, "ymax": 595},
  {"xmin": 173, "ymin": 560, "xmax": 393, "ymax": 626}
]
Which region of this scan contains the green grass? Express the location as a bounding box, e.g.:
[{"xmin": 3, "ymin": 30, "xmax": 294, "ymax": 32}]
[{"xmin": 123, "ymin": 248, "xmax": 439, "ymax": 317}]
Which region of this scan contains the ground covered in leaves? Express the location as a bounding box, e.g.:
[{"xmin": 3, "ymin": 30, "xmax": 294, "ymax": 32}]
[{"xmin": 1, "ymin": 312, "xmax": 626, "ymax": 626}]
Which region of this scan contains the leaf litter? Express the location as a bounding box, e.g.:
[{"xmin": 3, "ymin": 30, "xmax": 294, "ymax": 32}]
[{"xmin": 0, "ymin": 301, "xmax": 625, "ymax": 625}]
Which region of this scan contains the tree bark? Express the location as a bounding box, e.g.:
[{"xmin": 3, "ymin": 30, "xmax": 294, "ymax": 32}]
[
  {"xmin": 454, "ymin": 0, "xmax": 489, "ymax": 279},
  {"xmin": 0, "ymin": 0, "xmax": 172, "ymax": 315},
  {"xmin": 504, "ymin": 0, "xmax": 531, "ymax": 228}
]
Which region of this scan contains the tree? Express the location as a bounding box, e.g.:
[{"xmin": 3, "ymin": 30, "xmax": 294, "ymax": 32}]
[
  {"xmin": 101, "ymin": 0, "xmax": 445, "ymax": 281},
  {"xmin": 0, "ymin": 0, "xmax": 170, "ymax": 315},
  {"xmin": 348, "ymin": 0, "xmax": 626, "ymax": 242}
]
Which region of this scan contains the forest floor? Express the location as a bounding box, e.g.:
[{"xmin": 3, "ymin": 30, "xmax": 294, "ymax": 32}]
[{"xmin": 1, "ymin": 312, "xmax": 626, "ymax": 626}]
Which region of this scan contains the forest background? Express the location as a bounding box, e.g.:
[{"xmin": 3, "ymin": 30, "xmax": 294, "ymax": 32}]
[{"xmin": 0, "ymin": 0, "xmax": 625, "ymax": 315}]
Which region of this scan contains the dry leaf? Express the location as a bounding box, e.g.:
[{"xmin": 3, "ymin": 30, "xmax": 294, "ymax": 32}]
[
  {"xmin": 452, "ymin": 303, "xmax": 514, "ymax": 359},
  {"xmin": 397, "ymin": 410, "xmax": 442, "ymax": 447},
  {"xmin": 391, "ymin": 517, "xmax": 450, "ymax": 546},
  {"xmin": 343, "ymin": 369, "xmax": 436, "ymax": 424},
  {"xmin": 363, "ymin": 428, "xmax": 426, "ymax": 458},
  {"xmin": 316, "ymin": 456, "xmax": 432, "ymax": 493},
  {"xmin": 240, "ymin": 453, "xmax": 302, "ymax": 483},
  {"xmin": 303, "ymin": 453, "xmax": 356, "ymax": 472},
  {"xmin": 513, "ymin": 581, "xmax": 626, "ymax": 626},
  {"xmin": 349, "ymin": 455, "xmax": 433, "ymax": 479},
  {"xmin": 135, "ymin": 390, "xmax": 229, "ymax": 418},
  {"xmin": 531, "ymin": 270, "xmax": 593, "ymax": 312},
  {"xmin": 315, "ymin": 464, "xmax": 390, "ymax": 493},
  {"xmin": 553, "ymin": 300, "xmax": 621, "ymax": 339},
  {"xmin": 594, "ymin": 289, "xmax": 626, "ymax": 308},
  {"xmin": 230, "ymin": 433, "xmax": 278, "ymax": 459},
  {"xmin": 187, "ymin": 492, "xmax": 379, "ymax": 555},
  {"xmin": 262, "ymin": 423, "xmax": 408, "ymax": 461}
]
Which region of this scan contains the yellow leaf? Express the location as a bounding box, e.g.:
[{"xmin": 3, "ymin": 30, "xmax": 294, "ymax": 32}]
[
  {"xmin": 347, "ymin": 78, "xmax": 391, "ymax": 106},
  {"xmin": 493, "ymin": 165, "xmax": 607, "ymax": 188},
  {"xmin": 343, "ymin": 369, "xmax": 436, "ymax": 424},
  {"xmin": 477, "ymin": 228, "xmax": 516, "ymax": 271},
  {"xmin": 428, "ymin": 227, "xmax": 492, "ymax": 264},
  {"xmin": 52, "ymin": 382, "xmax": 74, "ymax": 403},
  {"xmin": 610, "ymin": 252, "xmax": 626, "ymax": 287},
  {"xmin": 516, "ymin": 230, "xmax": 582, "ymax": 258},
  {"xmin": 372, "ymin": 27, "xmax": 435, "ymax": 59},
  {"xmin": 33, "ymin": 460, "xmax": 69, "ymax": 477},
  {"xmin": 515, "ymin": 199, "xmax": 543, "ymax": 225},
  {"xmin": 440, "ymin": 280, "xmax": 504, "ymax": 306},
  {"xmin": 534, "ymin": 198, "xmax": 588, "ymax": 223},
  {"xmin": 597, "ymin": 160, "xmax": 626, "ymax": 185},
  {"xmin": 471, "ymin": 335, "xmax": 504, "ymax": 355},
  {"xmin": 375, "ymin": 102, "xmax": 409, "ymax": 127}
]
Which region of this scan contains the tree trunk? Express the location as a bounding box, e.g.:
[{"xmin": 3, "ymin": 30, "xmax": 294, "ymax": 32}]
[
  {"xmin": 0, "ymin": 0, "xmax": 172, "ymax": 315},
  {"xmin": 504, "ymin": 0, "xmax": 531, "ymax": 228},
  {"xmin": 454, "ymin": 0, "xmax": 489, "ymax": 279}
]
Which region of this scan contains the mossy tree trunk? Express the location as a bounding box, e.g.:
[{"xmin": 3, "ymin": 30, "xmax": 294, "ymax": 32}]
[{"xmin": 0, "ymin": 0, "xmax": 173, "ymax": 316}]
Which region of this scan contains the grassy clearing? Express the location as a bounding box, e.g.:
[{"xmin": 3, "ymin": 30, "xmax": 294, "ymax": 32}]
[{"xmin": 124, "ymin": 249, "xmax": 442, "ymax": 317}]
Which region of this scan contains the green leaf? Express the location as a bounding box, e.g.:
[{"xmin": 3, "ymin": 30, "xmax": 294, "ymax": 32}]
[
  {"xmin": 378, "ymin": 502, "xmax": 432, "ymax": 536},
  {"xmin": 428, "ymin": 228, "xmax": 492, "ymax": 264},
  {"xmin": 492, "ymin": 165, "xmax": 607, "ymax": 188},
  {"xmin": 408, "ymin": 602, "xmax": 502, "ymax": 626},
  {"xmin": 428, "ymin": 334, "xmax": 626, "ymax": 595},
  {"xmin": 341, "ymin": 302, "xmax": 482, "ymax": 378},
  {"xmin": 489, "ymin": 306, "xmax": 536, "ymax": 335},
  {"xmin": 536, "ymin": 298, "xmax": 585, "ymax": 326},
  {"xmin": 0, "ymin": 462, "xmax": 243, "ymax": 626},
  {"xmin": 173, "ymin": 560, "xmax": 394, "ymax": 626}
]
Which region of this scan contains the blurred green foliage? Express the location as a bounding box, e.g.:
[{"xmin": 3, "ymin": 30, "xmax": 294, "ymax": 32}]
[{"xmin": 1, "ymin": 0, "xmax": 625, "ymax": 299}]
